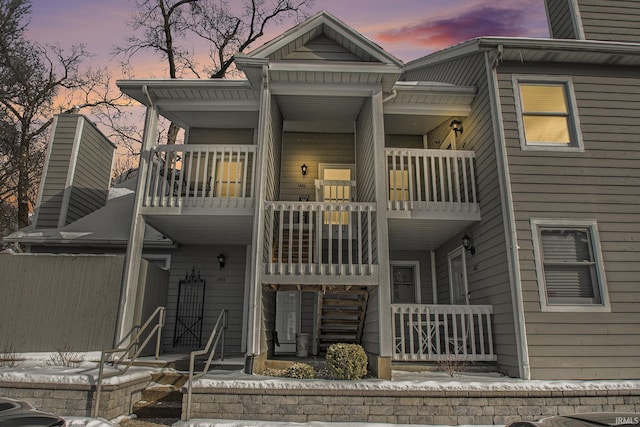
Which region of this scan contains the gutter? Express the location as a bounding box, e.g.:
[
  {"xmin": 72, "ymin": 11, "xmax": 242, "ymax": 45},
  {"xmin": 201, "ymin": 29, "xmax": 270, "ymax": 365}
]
[{"xmin": 484, "ymin": 48, "xmax": 531, "ymax": 380}]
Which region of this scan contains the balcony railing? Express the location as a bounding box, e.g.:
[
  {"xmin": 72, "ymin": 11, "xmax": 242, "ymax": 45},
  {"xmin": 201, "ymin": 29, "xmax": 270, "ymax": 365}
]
[
  {"xmin": 386, "ymin": 149, "xmax": 478, "ymax": 215},
  {"xmin": 264, "ymin": 201, "xmax": 377, "ymax": 276},
  {"xmin": 143, "ymin": 144, "xmax": 256, "ymax": 210},
  {"xmin": 392, "ymin": 304, "xmax": 496, "ymax": 362}
]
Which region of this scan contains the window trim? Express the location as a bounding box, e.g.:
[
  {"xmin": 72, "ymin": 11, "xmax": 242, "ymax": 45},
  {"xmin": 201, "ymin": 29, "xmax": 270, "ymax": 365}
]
[
  {"xmin": 531, "ymin": 218, "xmax": 610, "ymax": 312},
  {"xmin": 390, "ymin": 261, "xmax": 421, "ymax": 304},
  {"xmin": 512, "ymin": 75, "xmax": 584, "ymax": 152},
  {"xmin": 142, "ymin": 254, "xmax": 172, "ymax": 270}
]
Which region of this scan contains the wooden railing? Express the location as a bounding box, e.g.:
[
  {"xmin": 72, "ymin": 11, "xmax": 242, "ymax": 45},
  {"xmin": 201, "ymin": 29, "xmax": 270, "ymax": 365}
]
[
  {"xmin": 264, "ymin": 201, "xmax": 377, "ymax": 276},
  {"xmin": 392, "ymin": 304, "xmax": 495, "ymax": 362},
  {"xmin": 386, "ymin": 149, "xmax": 478, "ymax": 214},
  {"xmin": 143, "ymin": 144, "xmax": 256, "ymax": 209}
]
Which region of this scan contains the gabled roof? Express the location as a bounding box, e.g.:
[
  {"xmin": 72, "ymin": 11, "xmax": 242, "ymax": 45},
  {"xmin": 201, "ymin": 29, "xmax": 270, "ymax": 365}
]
[{"xmin": 248, "ymin": 11, "xmax": 403, "ymax": 67}]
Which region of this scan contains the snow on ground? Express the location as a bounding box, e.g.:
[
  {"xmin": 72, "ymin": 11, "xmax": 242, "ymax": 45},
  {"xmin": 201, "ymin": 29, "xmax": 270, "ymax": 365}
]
[
  {"xmin": 64, "ymin": 416, "xmax": 116, "ymax": 427},
  {"xmin": 174, "ymin": 421, "xmax": 496, "ymax": 427}
]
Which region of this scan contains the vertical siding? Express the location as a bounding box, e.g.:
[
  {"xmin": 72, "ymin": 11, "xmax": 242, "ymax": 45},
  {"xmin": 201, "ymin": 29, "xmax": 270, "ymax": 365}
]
[
  {"xmin": 163, "ymin": 244, "xmax": 247, "ymax": 354},
  {"xmin": 404, "ymin": 53, "xmax": 520, "ymax": 377},
  {"xmin": 577, "ymin": 0, "xmax": 640, "ymax": 42},
  {"xmin": 356, "ymin": 98, "xmax": 376, "ymax": 202},
  {"xmin": 0, "ymin": 254, "xmax": 124, "ymax": 351},
  {"xmin": 499, "ymin": 64, "xmax": 640, "ymax": 379},
  {"xmin": 545, "ymin": 0, "xmax": 578, "ymax": 39},
  {"xmin": 265, "ymin": 99, "xmax": 283, "ymax": 202},
  {"xmin": 280, "ymin": 132, "xmax": 355, "ymax": 201}
]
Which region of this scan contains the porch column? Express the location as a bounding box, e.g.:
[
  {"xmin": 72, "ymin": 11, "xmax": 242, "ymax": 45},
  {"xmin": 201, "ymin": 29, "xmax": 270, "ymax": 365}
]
[
  {"xmin": 372, "ymin": 89, "xmax": 393, "ymax": 379},
  {"xmin": 115, "ymin": 102, "xmax": 159, "ymax": 346}
]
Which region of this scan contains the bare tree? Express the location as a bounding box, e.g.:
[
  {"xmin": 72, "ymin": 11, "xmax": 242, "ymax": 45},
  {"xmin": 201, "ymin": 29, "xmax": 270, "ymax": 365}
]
[{"xmin": 0, "ymin": 0, "xmax": 125, "ymax": 233}]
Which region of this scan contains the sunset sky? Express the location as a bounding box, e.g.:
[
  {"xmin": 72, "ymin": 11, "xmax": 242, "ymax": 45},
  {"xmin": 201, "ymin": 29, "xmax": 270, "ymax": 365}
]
[{"xmin": 27, "ymin": 0, "xmax": 550, "ymax": 78}]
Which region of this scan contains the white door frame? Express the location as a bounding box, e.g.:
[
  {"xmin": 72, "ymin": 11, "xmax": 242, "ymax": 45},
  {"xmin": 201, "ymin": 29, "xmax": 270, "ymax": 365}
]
[
  {"xmin": 274, "ymin": 290, "xmax": 301, "ymax": 354},
  {"xmin": 447, "ymin": 246, "xmax": 469, "ymax": 304}
]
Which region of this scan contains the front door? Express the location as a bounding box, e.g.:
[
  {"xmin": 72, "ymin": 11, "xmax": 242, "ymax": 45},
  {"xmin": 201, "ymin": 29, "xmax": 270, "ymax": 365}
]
[
  {"xmin": 448, "ymin": 247, "xmax": 469, "ymax": 305},
  {"xmin": 274, "ymin": 291, "xmax": 300, "ymax": 354}
]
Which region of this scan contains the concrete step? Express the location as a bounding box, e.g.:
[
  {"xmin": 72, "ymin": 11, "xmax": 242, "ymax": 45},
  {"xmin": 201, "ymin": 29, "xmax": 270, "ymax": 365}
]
[{"xmin": 133, "ymin": 399, "xmax": 182, "ymax": 419}]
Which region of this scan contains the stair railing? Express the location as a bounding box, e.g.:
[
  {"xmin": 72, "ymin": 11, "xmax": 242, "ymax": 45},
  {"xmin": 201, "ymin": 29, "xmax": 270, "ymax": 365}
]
[
  {"xmin": 185, "ymin": 309, "xmax": 228, "ymax": 420},
  {"xmin": 92, "ymin": 306, "xmax": 166, "ymax": 418}
]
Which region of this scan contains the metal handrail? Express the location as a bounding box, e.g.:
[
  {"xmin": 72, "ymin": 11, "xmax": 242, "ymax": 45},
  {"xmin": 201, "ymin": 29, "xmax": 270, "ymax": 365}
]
[
  {"xmin": 185, "ymin": 309, "xmax": 228, "ymax": 421},
  {"xmin": 92, "ymin": 306, "xmax": 166, "ymax": 417}
]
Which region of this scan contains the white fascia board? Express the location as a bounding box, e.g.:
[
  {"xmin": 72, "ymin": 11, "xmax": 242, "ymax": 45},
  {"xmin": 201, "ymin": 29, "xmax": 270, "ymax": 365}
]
[
  {"xmin": 384, "ymin": 103, "xmax": 472, "ymax": 116},
  {"xmin": 393, "ymin": 81, "xmax": 477, "ymax": 96},
  {"xmin": 268, "ymin": 61, "xmax": 401, "ymax": 75},
  {"xmin": 117, "ymin": 79, "xmax": 253, "ymax": 106},
  {"xmin": 269, "ymin": 82, "xmax": 379, "ymax": 97}
]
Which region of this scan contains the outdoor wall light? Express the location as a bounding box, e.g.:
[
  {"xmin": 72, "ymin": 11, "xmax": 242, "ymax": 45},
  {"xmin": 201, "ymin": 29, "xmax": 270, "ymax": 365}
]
[
  {"xmin": 217, "ymin": 254, "xmax": 226, "ymax": 270},
  {"xmin": 450, "ymin": 119, "xmax": 463, "ymax": 136},
  {"xmin": 301, "ymin": 164, "xmax": 308, "ymax": 176},
  {"xmin": 462, "ymin": 233, "xmax": 475, "ymax": 255}
]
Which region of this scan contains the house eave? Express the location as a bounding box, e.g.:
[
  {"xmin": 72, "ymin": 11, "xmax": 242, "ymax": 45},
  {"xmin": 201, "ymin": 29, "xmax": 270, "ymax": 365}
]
[{"xmin": 405, "ymin": 37, "xmax": 640, "ymax": 71}]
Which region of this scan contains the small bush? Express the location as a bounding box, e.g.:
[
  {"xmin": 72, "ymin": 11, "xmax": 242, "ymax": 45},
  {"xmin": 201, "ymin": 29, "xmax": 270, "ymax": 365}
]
[
  {"xmin": 325, "ymin": 343, "xmax": 368, "ymax": 380},
  {"xmin": 0, "ymin": 342, "xmax": 25, "ymax": 368},
  {"xmin": 46, "ymin": 347, "xmax": 84, "ymax": 368},
  {"xmin": 283, "ymin": 362, "xmax": 315, "ymax": 379}
]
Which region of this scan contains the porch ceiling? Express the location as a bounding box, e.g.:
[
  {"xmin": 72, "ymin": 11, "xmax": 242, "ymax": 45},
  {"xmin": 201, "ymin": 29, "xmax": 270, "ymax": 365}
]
[
  {"xmin": 387, "ymin": 218, "xmax": 476, "ymax": 251},
  {"xmin": 143, "ymin": 214, "xmax": 253, "ymax": 245}
]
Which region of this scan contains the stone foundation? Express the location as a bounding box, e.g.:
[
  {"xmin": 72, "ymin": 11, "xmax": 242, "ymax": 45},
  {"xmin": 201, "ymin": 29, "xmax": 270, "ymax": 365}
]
[
  {"xmin": 0, "ymin": 375, "xmax": 150, "ymax": 420},
  {"xmin": 185, "ymin": 385, "xmax": 640, "ymax": 424}
]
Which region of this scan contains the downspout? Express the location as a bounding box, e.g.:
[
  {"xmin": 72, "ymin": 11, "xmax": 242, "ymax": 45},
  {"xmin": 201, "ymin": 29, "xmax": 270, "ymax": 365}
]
[
  {"xmin": 382, "ymin": 89, "xmax": 397, "ymax": 103},
  {"xmin": 484, "ymin": 46, "xmax": 531, "ymax": 380}
]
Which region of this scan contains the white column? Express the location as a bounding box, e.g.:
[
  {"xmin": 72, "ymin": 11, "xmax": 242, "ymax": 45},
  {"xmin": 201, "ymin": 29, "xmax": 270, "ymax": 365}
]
[{"xmin": 115, "ymin": 104, "xmax": 159, "ymax": 346}]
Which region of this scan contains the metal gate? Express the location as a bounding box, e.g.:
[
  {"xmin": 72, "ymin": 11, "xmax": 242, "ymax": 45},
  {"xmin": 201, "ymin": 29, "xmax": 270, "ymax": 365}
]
[{"xmin": 173, "ymin": 268, "xmax": 206, "ymax": 348}]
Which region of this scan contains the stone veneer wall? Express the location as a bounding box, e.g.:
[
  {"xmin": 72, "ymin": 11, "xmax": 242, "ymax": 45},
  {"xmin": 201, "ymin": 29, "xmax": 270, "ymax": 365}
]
[
  {"xmin": 0, "ymin": 376, "xmax": 150, "ymax": 420},
  {"xmin": 185, "ymin": 387, "xmax": 640, "ymax": 425}
]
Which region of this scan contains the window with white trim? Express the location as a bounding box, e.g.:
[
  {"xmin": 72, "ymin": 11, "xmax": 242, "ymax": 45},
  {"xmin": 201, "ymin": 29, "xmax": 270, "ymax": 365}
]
[
  {"xmin": 513, "ymin": 76, "xmax": 583, "ymax": 151},
  {"xmin": 531, "ymin": 219, "xmax": 609, "ymax": 312},
  {"xmin": 391, "ymin": 261, "xmax": 421, "ymax": 304}
]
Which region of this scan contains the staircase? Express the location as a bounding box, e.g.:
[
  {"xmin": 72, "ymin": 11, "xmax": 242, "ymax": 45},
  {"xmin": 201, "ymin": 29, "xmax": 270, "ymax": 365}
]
[
  {"xmin": 132, "ymin": 372, "xmax": 185, "ymax": 422},
  {"xmin": 272, "ymin": 225, "xmax": 314, "ymax": 264},
  {"xmin": 318, "ymin": 288, "xmax": 368, "ymax": 352}
]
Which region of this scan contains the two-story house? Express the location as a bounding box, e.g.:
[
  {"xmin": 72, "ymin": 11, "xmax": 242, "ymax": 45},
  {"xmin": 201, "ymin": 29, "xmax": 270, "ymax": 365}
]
[{"xmin": 5, "ymin": 0, "xmax": 639, "ymax": 381}]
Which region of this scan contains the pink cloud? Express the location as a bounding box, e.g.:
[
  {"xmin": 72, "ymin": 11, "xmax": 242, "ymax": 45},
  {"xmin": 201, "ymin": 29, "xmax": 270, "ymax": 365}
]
[{"xmin": 377, "ymin": 4, "xmax": 538, "ymax": 51}]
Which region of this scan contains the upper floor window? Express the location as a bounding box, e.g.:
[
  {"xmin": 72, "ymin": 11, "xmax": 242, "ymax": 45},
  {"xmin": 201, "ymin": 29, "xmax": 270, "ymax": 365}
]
[
  {"xmin": 513, "ymin": 75, "xmax": 583, "ymax": 151},
  {"xmin": 531, "ymin": 219, "xmax": 609, "ymax": 312}
]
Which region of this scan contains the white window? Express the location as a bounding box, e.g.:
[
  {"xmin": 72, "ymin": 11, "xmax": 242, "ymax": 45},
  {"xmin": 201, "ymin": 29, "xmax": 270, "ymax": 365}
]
[
  {"xmin": 391, "ymin": 261, "xmax": 421, "ymax": 304},
  {"xmin": 531, "ymin": 219, "xmax": 609, "ymax": 312},
  {"xmin": 513, "ymin": 75, "xmax": 583, "ymax": 151}
]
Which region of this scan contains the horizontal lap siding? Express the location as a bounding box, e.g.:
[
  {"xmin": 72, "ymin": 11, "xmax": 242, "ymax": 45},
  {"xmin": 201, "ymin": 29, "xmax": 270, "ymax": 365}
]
[
  {"xmin": 545, "ymin": 0, "xmax": 578, "ymax": 39},
  {"xmin": 163, "ymin": 245, "xmax": 247, "ymax": 354},
  {"xmin": 404, "ymin": 54, "xmax": 518, "ymax": 377},
  {"xmin": 578, "ymin": 0, "xmax": 640, "ymax": 42},
  {"xmin": 499, "ymin": 65, "xmax": 640, "ymax": 379}
]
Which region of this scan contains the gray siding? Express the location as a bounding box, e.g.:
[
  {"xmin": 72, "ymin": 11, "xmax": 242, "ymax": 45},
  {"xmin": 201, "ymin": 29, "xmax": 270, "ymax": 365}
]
[
  {"xmin": 356, "ymin": 98, "xmax": 376, "ymax": 203},
  {"xmin": 35, "ymin": 115, "xmax": 114, "ymax": 229},
  {"xmin": 188, "ymin": 128, "xmax": 255, "ymax": 145},
  {"xmin": 498, "ymin": 63, "xmax": 640, "ymax": 379},
  {"xmin": 577, "ymin": 0, "xmax": 640, "ymax": 42},
  {"xmin": 545, "ymin": 0, "xmax": 578, "ymax": 39},
  {"xmin": 404, "ymin": 53, "xmax": 519, "ymax": 377},
  {"xmin": 0, "ymin": 254, "xmax": 124, "ymax": 351},
  {"xmin": 384, "ymin": 134, "xmax": 423, "ymax": 149},
  {"xmin": 283, "ymin": 34, "xmax": 362, "ymax": 62},
  {"xmin": 280, "ymin": 132, "xmax": 355, "ymax": 202},
  {"xmin": 163, "ymin": 244, "xmax": 247, "ymax": 354}
]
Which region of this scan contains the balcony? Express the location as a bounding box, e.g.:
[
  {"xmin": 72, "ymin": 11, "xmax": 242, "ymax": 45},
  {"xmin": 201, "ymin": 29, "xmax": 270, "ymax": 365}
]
[
  {"xmin": 392, "ymin": 304, "xmax": 496, "ymax": 362},
  {"xmin": 141, "ymin": 144, "xmax": 256, "ymax": 214},
  {"xmin": 386, "ymin": 148, "xmax": 479, "ymax": 220},
  {"xmin": 263, "ymin": 201, "xmax": 378, "ymax": 285}
]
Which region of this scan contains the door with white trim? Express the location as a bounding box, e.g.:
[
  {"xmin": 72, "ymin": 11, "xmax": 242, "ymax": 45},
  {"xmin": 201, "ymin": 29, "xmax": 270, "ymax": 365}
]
[
  {"xmin": 274, "ymin": 291, "xmax": 300, "ymax": 354},
  {"xmin": 448, "ymin": 247, "xmax": 469, "ymax": 305}
]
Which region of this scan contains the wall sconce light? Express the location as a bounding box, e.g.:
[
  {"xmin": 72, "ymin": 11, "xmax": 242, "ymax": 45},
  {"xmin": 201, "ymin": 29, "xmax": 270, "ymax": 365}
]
[
  {"xmin": 301, "ymin": 164, "xmax": 308, "ymax": 176},
  {"xmin": 217, "ymin": 254, "xmax": 226, "ymax": 270},
  {"xmin": 462, "ymin": 233, "xmax": 475, "ymax": 255},
  {"xmin": 450, "ymin": 119, "xmax": 463, "ymax": 136}
]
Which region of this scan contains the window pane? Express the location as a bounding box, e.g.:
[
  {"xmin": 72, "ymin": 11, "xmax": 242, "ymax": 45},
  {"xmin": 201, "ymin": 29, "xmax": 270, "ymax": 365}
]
[
  {"xmin": 392, "ymin": 266, "xmax": 416, "ymax": 303},
  {"xmin": 523, "ymin": 116, "xmax": 571, "ymax": 144},
  {"xmin": 545, "ymin": 265, "xmax": 598, "ymax": 303},
  {"xmin": 541, "ymin": 229, "xmax": 591, "ymax": 262},
  {"xmin": 521, "ymin": 84, "xmax": 568, "ymax": 113}
]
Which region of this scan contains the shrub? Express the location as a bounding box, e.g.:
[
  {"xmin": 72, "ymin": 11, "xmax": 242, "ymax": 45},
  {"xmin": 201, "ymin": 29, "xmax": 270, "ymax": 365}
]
[
  {"xmin": 325, "ymin": 343, "xmax": 367, "ymax": 380},
  {"xmin": 0, "ymin": 342, "xmax": 25, "ymax": 368},
  {"xmin": 283, "ymin": 362, "xmax": 315, "ymax": 379}
]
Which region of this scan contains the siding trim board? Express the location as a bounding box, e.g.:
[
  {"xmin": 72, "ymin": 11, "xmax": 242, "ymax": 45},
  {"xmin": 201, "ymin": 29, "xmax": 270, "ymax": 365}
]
[{"xmin": 58, "ymin": 116, "xmax": 84, "ymax": 228}]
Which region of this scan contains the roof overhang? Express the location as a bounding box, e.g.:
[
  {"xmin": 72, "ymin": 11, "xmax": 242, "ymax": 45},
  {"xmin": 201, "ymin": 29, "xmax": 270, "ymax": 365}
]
[{"xmin": 406, "ymin": 37, "xmax": 640, "ymax": 71}]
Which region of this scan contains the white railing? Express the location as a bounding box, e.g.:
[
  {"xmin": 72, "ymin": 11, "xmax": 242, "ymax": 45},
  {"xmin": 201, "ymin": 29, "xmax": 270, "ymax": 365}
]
[
  {"xmin": 392, "ymin": 304, "xmax": 495, "ymax": 362},
  {"xmin": 143, "ymin": 144, "xmax": 256, "ymax": 209},
  {"xmin": 314, "ymin": 179, "xmax": 356, "ymax": 202},
  {"xmin": 386, "ymin": 149, "xmax": 478, "ymax": 213},
  {"xmin": 264, "ymin": 201, "xmax": 377, "ymax": 276}
]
